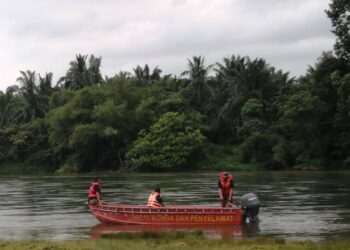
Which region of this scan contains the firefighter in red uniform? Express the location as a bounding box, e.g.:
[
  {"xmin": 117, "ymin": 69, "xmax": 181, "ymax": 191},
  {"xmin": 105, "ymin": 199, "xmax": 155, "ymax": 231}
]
[
  {"xmin": 218, "ymin": 172, "xmax": 234, "ymax": 207},
  {"xmin": 147, "ymin": 186, "xmax": 163, "ymax": 208},
  {"xmin": 88, "ymin": 177, "xmax": 103, "ymax": 205}
]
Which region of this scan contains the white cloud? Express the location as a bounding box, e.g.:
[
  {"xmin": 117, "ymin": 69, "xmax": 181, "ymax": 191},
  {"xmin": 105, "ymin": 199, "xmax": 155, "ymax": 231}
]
[{"xmin": 0, "ymin": 0, "xmax": 334, "ymax": 91}]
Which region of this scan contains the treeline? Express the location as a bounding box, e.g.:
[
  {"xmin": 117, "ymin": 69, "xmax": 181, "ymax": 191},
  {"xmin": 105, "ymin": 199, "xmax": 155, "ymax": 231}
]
[{"xmin": 0, "ymin": 0, "xmax": 349, "ymax": 173}]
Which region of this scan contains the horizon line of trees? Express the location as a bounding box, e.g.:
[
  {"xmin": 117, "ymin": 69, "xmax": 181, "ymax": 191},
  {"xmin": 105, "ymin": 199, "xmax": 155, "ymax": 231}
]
[{"xmin": 0, "ymin": 0, "xmax": 349, "ymax": 173}]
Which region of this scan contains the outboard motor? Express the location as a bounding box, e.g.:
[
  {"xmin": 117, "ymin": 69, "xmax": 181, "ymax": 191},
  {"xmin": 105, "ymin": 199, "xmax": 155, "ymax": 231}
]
[{"xmin": 241, "ymin": 193, "xmax": 260, "ymax": 223}]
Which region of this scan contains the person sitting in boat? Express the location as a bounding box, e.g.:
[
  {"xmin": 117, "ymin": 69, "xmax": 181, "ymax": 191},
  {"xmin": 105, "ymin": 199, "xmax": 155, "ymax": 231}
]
[
  {"xmin": 147, "ymin": 186, "xmax": 163, "ymax": 208},
  {"xmin": 88, "ymin": 177, "xmax": 103, "ymax": 205},
  {"xmin": 218, "ymin": 172, "xmax": 234, "ymax": 207}
]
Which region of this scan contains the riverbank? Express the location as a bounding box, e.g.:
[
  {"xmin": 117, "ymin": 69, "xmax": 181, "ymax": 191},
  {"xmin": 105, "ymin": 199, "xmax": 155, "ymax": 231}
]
[
  {"xmin": 0, "ymin": 142, "xmax": 346, "ymax": 175},
  {"xmin": 0, "ymin": 162, "xmax": 54, "ymax": 175},
  {"xmin": 0, "ymin": 159, "xmax": 261, "ymax": 176},
  {"xmin": 0, "ymin": 232, "xmax": 349, "ymax": 250},
  {"xmin": 198, "ymin": 144, "xmax": 263, "ymax": 171}
]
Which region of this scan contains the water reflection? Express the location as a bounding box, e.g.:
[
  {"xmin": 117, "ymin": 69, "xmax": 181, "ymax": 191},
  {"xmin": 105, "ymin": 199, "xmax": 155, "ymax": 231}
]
[
  {"xmin": 0, "ymin": 172, "xmax": 349, "ymax": 241},
  {"xmin": 89, "ymin": 223, "xmax": 250, "ymax": 239}
]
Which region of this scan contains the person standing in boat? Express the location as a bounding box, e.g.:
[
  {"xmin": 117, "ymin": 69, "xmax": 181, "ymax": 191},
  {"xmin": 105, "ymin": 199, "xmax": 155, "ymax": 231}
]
[
  {"xmin": 147, "ymin": 186, "xmax": 163, "ymax": 208},
  {"xmin": 218, "ymin": 172, "xmax": 234, "ymax": 207},
  {"xmin": 88, "ymin": 177, "xmax": 103, "ymax": 205}
]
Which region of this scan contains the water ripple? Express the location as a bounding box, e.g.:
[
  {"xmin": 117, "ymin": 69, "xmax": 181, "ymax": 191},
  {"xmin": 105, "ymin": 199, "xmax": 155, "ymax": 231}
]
[{"xmin": 0, "ymin": 172, "xmax": 349, "ymax": 241}]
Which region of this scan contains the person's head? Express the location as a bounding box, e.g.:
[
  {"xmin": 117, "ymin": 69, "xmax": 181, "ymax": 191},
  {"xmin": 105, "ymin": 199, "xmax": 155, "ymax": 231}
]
[
  {"xmin": 154, "ymin": 186, "xmax": 161, "ymax": 193},
  {"xmin": 223, "ymin": 172, "xmax": 230, "ymax": 180},
  {"xmin": 94, "ymin": 177, "xmax": 101, "ymax": 184}
]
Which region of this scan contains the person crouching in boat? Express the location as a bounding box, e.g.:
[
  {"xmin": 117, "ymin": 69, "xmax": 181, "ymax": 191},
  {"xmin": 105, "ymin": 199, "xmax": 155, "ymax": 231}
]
[
  {"xmin": 88, "ymin": 177, "xmax": 103, "ymax": 205},
  {"xmin": 147, "ymin": 186, "xmax": 163, "ymax": 208},
  {"xmin": 218, "ymin": 172, "xmax": 234, "ymax": 207}
]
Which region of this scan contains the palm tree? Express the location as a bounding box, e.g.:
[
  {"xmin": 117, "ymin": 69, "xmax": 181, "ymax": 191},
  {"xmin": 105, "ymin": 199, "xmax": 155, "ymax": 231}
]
[
  {"xmin": 115, "ymin": 71, "xmax": 132, "ymax": 81},
  {"xmin": 87, "ymin": 55, "xmax": 103, "ymax": 86},
  {"xmin": 211, "ymin": 55, "xmax": 288, "ymax": 142},
  {"xmin": 0, "ymin": 86, "xmax": 28, "ymax": 127},
  {"xmin": 240, "ymin": 58, "xmax": 272, "ymax": 100},
  {"xmin": 39, "ymin": 72, "xmax": 54, "ymax": 95},
  {"xmin": 151, "ymin": 66, "xmax": 162, "ymax": 81},
  {"xmin": 215, "ymin": 56, "xmax": 277, "ymax": 101},
  {"xmin": 133, "ymin": 65, "xmax": 145, "ymax": 84},
  {"xmin": 214, "ymin": 55, "xmax": 247, "ymax": 100},
  {"xmin": 58, "ymin": 54, "xmax": 103, "ymax": 89},
  {"xmin": 132, "ymin": 64, "xmax": 162, "ymax": 85},
  {"xmin": 17, "ymin": 70, "xmax": 42, "ymax": 120},
  {"xmin": 181, "ymin": 56, "xmax": 213, "ymax": 106},
  {"xmin": 16, "ymin": 70, "xmax": 55, "ymax": 120},
  {"xmin": 38, "ymin": 72, "xmax": 55, "ymax": 113}
]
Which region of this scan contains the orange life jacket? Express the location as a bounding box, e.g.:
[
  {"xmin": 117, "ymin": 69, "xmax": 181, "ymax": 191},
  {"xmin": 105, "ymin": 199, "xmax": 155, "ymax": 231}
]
[
  {"xmin": 88, "ymin": 182, "xmax": 101, "ymax": 199},
  {"xmin": 147, "ymin": 192, "xmax": 162, "ymax": 208},
  {"xmin": 219, "ymin": 172, "xmax": 233, "ymax": 198}
]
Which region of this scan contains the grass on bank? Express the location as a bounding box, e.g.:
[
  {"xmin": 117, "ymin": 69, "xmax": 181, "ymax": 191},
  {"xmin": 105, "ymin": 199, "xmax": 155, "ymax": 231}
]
[{"xmin": 1, "ymin": 231, "xmax": 350, "ymax": 250}]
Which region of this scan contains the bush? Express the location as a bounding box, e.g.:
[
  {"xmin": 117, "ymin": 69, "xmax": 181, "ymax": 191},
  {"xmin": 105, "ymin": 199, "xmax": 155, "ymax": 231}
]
[
  {"xmin": 55, "ymin": 163, "xmax": 78, "ymax": 174},
  {"xmin": 126, "ymin": 112, "xmax": 206, "ymax": 171}
]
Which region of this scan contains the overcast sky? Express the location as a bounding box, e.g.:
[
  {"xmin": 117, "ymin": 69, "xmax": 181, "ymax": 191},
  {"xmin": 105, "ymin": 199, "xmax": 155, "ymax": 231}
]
[{"xmin": 0, "ymin": 0, "xmax": 334, "ymax": 91}]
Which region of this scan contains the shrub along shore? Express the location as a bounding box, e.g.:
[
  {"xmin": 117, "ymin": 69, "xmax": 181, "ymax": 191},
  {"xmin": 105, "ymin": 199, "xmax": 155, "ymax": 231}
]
[
  {"xmin": 0, "ymin": 148, "xmax": 262, "ymax": 175},
  {"xmin": 0, "ymin": 144, "xmax": 264, "ymax": 175},
  {"xmin": 0, "ymin": 232, "xmax": 349, "ymax": 250}
]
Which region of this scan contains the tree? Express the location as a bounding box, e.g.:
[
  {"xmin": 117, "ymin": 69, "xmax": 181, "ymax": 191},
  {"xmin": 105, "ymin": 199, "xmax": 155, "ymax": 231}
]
[
  {"xmin": 237, "ymin": 98, "xmax": 277, "ymax": 166},
  {"xmin": 210, "ymin": 55, "xmax": 289, "ymax": 143},
  {"xmin": 126, "ymin": 112, "xmax": 206, "ymax": 171},
  {"xmin": 58, "ymin": 54, "xmax": 103, "ymax": 89},
  {"xmin": 181, "ymin": 56, "xmax": 213, "ymax": 107},
  {"xmin": 39, "ymin": 72, "xmax": 54, "ymax": 97},
  {"xmin": 0, "ymin": 88, "xmax": 28, "ymax": 127},
  {"xmin": 16, "ymin": 70, "xmax": 53, "ymax": 120},
  {"xmin": 5, "ymin": 120, "xmax": 51, "ymax": 165},
  {"xmin": 46, "ymin": 82, "xmax": 156, "ymax": 172},
  {"xmin": 132, "ymin": 64, "xmax": 162, "ymax": 85},
  {"xmin": 113, "ymin": 71, "xmax": 131, "ymax": 81},
  {"xmin": 326, "ymin": 0, "xmax": 350, "ymax": 61},
  {"xmin": 239, "ymin": 98, "xmax": 265, "ymax": 140}
]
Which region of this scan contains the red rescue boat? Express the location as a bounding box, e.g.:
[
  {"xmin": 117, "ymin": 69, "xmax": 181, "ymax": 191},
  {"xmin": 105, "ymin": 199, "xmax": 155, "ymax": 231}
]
[{"xmin": 89, "ymin": 204, "xmax": 243, "ymax": 225}]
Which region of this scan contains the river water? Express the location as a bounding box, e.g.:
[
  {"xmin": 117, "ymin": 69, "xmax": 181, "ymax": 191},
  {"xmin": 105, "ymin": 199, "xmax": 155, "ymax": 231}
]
[{"xmin": 0, "ymin": 172, "xmax": 349, "ymax": 241}]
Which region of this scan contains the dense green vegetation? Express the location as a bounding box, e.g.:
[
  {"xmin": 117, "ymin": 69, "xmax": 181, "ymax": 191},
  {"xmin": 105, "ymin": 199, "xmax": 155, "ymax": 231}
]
[
  {"xmin": 0, "ymin": 0, "xmax": 349, "ymax": 173},
  {"xmin": 0, "ymin": 232, "xmax": 350, "ymax": 250}
]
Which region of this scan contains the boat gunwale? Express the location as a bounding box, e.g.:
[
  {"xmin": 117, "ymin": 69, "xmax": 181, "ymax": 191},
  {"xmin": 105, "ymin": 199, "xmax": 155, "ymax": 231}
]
[
  {"xmin": 91, "ymin": 204, "xmax": 241, "ymax": 209},
  {"xmin": 90, "ymin": 204, "xmax": 242, "ymax": 215}
]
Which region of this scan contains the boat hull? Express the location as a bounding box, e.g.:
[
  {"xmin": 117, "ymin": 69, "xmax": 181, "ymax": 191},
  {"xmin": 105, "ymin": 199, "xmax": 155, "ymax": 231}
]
[{"xmin": 90, "ymin": 204, "xmax": 243, "ymax": 225}]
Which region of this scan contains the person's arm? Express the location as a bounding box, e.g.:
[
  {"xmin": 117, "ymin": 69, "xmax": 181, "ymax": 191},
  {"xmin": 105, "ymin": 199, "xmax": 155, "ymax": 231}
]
[
  {"xmin": 156, "ymin": 195, "xmax": 163, "ymax": 206},
  {"xmin": 94, "ymin": 186, "xmax": 102, "ymax": 204},
  {"xmin": 228, "ymin": 180, "xmax": 234, "ymax": 202},
  {"xmin": 96, "ymin": 192, "xmax": 101, "ymax": 204},
  {"xmin": 218, "ymin": 180, "xmax": 223, "ymax": 200},
  {"xmin": 228, "ymin": 188, "xmax": 233, "ymax": 202}
]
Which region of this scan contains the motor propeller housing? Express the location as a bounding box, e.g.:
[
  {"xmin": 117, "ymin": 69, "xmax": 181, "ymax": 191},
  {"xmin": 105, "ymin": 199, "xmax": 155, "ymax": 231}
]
[{"xmin": 240, "ymin": 193, "xmax": 260, "ymax": 223}]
